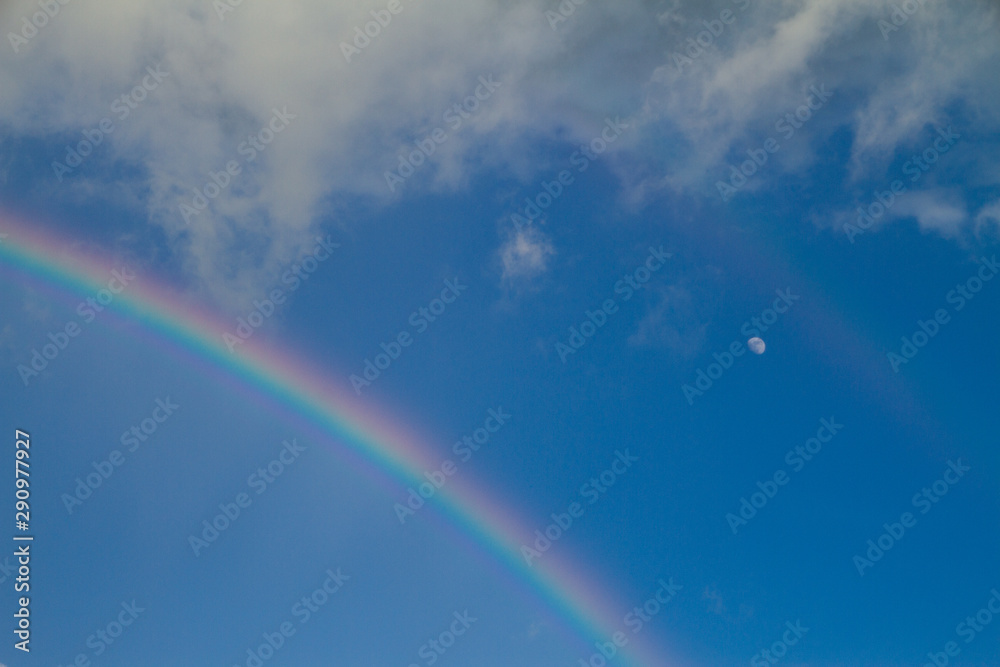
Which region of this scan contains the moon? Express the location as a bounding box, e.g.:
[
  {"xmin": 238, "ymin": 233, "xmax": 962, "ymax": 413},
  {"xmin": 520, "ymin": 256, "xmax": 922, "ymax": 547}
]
[{"xmin": 747, "ymin": 337, "xmax": 766, "ymax": 355}]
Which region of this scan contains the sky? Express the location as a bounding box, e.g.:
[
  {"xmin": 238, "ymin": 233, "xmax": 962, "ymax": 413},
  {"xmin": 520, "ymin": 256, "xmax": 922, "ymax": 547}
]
[{"xmin": 1, "ymin": 0, "xmax": 999, "ymax": 665}]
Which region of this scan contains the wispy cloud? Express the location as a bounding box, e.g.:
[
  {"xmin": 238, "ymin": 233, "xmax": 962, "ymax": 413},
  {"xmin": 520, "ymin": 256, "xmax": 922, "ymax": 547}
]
[
  {"xmin": 499, "ymin": 226, "xmax": 555, "ymax": 283},
  {"xmin": 0, "ymin": 0, "xmax": 996, "ymax": 299},
  {"xmin": 628, "ymin": 282, "xmax": 713, "ymax": 358}
]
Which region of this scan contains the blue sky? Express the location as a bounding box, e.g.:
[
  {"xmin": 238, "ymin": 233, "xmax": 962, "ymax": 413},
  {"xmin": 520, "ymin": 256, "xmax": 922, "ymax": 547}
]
[{"xmin": 1, "ymin": 0, "xmax": 1000, "ymax": 665}]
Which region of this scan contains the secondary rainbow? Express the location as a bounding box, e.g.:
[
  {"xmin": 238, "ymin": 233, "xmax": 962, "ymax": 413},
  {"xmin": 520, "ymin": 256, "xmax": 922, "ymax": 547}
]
[{"xmin": 0, "ymin": 214, "xmax": 667, "ymax": 666}]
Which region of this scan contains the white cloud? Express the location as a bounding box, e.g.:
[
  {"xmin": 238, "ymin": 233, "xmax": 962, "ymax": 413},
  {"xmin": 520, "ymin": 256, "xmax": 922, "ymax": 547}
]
[
  {"xmin": 499, "ymin": 226, "xmax": 555, "ymax": 282},
  {"xmin": 975, "ymin": 200, "xmax": 1000, "ymax": 234},
  {"xmin": 0, "ymin": 0, "xmax": 997, "ymax": 301},
  {"xmin": 637, "ymin": 0, "xmax": 1000, "ymax": 218},
  {"xmin": 891, "ymin": 189, "xmax": 967, "ymax": 238},
  {"xmin": 0, "ymin": 0, "xmax": 652, "ymax": 303}
]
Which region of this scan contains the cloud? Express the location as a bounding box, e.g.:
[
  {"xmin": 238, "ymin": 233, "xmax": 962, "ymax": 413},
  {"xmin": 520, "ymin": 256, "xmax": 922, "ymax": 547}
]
[
  {"xmin": 628, "ymin": 278, "xmax": 720, "ymax": 357},
  {"xmin": 0, "ymin": 0, "xmax": 653, "ymax": 303},
  {"xmin": 637, "ymin": 0, "xmax": 1000, "ymax": 219},
  {"xmin": 891, "ymin": 188, "xmax": 967, "ymax": 238},
  {"xmin": 831, "ymin": 187, "xmax": 973, "ymax": 241},
  {"xmin": 975, "ymin": 200, "xmax": 1000, "ymax": 234},
  {"xmin": 0, "ymin": 0, "xmax": 997, "ymax": 301},
  {"xmin": 499, "ymin": 226, "xmax": 555, "ymax": 283}
]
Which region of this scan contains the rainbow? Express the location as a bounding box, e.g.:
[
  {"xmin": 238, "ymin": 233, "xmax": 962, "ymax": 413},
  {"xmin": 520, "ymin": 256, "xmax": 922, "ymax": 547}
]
[{"xmin": 0, "ymin": 212, "xmax": 668, "ymax": 666}]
